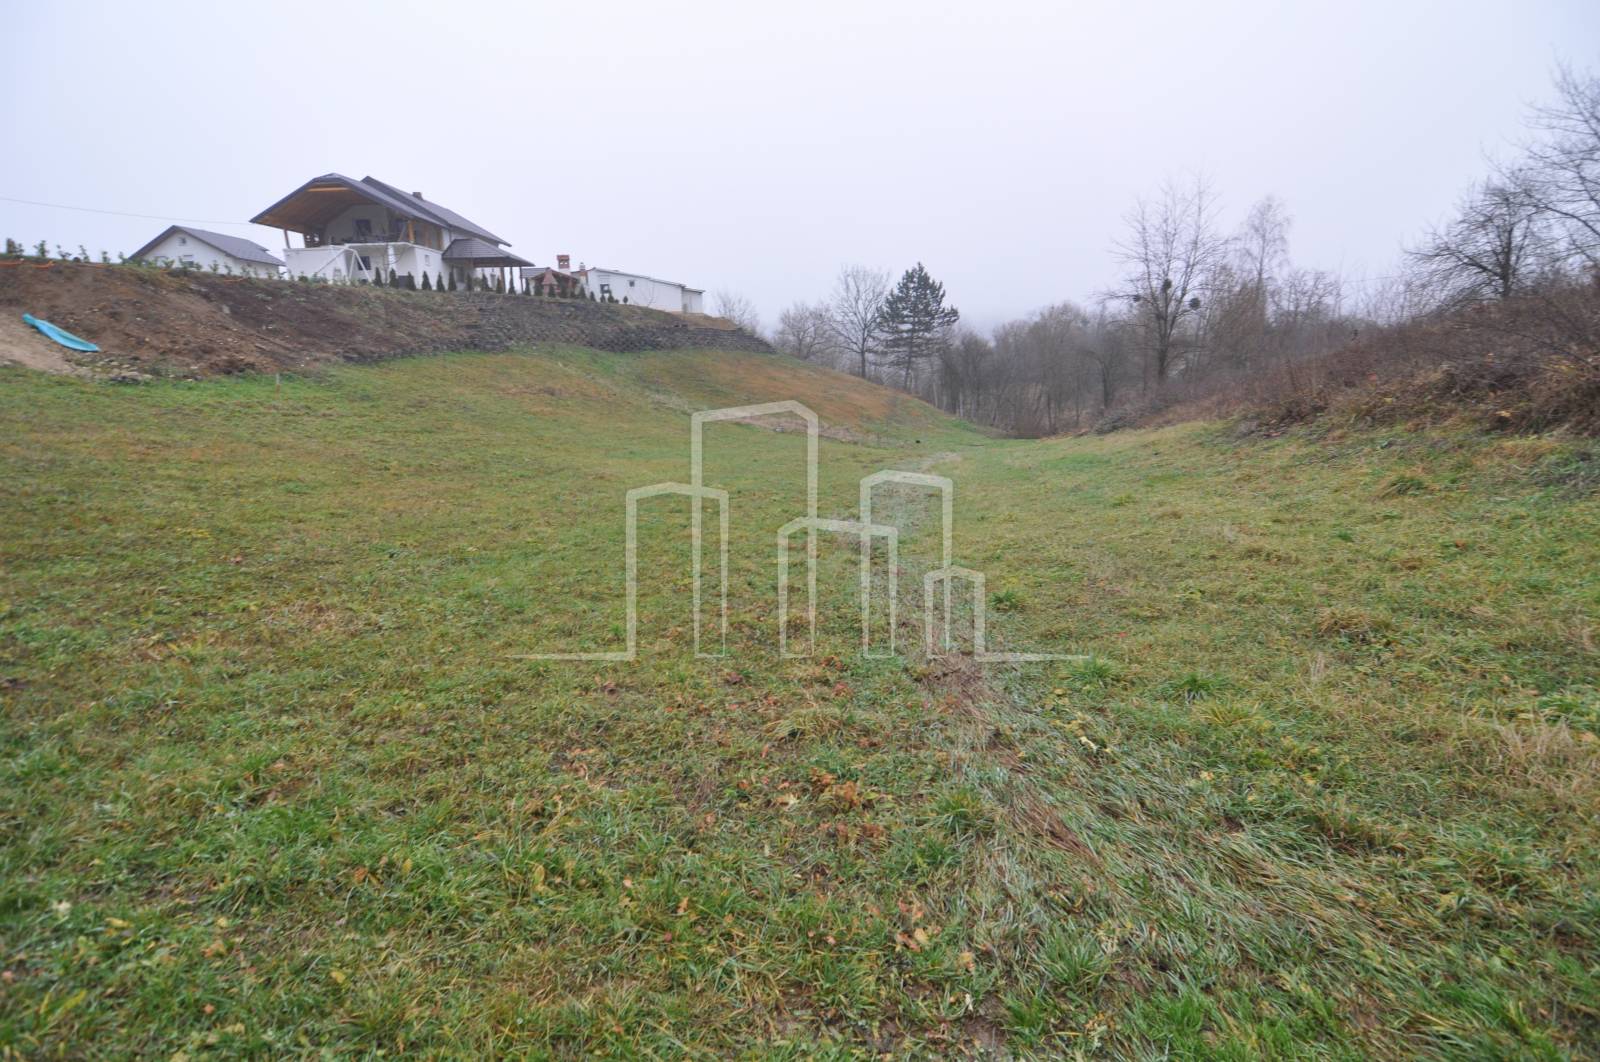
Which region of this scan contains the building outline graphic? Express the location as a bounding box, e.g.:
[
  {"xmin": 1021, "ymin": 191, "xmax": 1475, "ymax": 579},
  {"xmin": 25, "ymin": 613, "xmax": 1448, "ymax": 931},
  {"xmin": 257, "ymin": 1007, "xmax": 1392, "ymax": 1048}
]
[{"xmin": 525, "ymin": 401, "xmax": 1081, "ymax": 663}]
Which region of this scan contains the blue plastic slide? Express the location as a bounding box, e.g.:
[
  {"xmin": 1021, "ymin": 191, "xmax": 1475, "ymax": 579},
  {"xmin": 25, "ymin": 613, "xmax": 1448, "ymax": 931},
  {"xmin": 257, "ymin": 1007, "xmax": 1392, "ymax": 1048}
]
[{"xmin": 22, "ymin": 313, "xmax": 100, "ymax": 353}]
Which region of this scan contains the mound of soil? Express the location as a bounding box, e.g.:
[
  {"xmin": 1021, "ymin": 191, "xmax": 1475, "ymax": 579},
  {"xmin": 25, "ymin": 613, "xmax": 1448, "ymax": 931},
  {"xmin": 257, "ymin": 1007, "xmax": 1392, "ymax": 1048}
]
[{"xmin": 0, "ymin": 261, "xmax": 769, "ymax": 378}]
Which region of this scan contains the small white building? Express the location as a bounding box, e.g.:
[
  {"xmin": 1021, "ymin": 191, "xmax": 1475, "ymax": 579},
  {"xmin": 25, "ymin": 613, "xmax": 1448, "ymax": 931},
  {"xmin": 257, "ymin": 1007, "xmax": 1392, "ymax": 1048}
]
[
  {"xmin": 250, "ymin": 173, "xmax": 529, "ymax": 289},
  {"xmin": 576, "ymin": 266, "xmax": 704, "ymax": 313},
  {"xmin": 130, "ymin": 226, "xmax": 284, "ymax": 277}
]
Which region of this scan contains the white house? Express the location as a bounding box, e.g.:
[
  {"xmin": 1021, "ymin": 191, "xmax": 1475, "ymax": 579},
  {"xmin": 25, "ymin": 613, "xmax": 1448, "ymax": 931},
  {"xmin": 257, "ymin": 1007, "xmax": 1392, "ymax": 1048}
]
[
  {"xmin": 250, "ymin": 174, "xmax": 529, "ymax": 289},
  {"xmin": 130, "ymin": 226, "xmax": 283, "ymax": 277},
  {"xmin": 575, "ymin": 264, "xmax": 704, "ymax": 313}
]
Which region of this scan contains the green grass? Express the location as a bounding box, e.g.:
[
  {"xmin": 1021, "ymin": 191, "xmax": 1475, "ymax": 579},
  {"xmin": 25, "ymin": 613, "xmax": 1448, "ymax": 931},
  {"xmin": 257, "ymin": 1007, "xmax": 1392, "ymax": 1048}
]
[{"xmin": 2, "ymin": 348, "xmax": 1597, "ymax": 1058}]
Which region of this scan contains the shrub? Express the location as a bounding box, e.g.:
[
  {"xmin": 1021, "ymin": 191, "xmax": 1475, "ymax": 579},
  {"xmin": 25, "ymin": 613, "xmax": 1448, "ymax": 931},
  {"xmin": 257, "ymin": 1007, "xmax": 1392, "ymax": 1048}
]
[{"xmin": 421, "ymin": 272, "xmax": 432, "ymax": 291}]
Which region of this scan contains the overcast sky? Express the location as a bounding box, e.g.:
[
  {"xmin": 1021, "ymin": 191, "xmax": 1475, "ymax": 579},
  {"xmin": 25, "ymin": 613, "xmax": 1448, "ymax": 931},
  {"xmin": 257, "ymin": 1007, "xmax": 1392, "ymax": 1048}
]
[{"xmin": 3, "ymin": 1, "xmax": 1596, "ymax": 330}]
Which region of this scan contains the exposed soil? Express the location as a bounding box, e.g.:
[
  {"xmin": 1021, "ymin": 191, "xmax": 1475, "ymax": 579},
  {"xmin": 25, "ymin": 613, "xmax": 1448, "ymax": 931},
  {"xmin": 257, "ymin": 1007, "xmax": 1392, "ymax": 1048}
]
[
  {"xmin": 0, "ymin": 312, "xmax": 90, "ymax": 376},
  {"xmin": 0, "ymin": 261, "xmax": 769, "ymax": 379}
]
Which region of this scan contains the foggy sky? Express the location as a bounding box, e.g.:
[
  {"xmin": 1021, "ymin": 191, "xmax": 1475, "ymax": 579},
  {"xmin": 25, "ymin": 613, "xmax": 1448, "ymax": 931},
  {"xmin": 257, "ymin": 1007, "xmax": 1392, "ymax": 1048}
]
[{"xmin": 3, "ymin": 0, "xmax": 1596, "ymax": 331}]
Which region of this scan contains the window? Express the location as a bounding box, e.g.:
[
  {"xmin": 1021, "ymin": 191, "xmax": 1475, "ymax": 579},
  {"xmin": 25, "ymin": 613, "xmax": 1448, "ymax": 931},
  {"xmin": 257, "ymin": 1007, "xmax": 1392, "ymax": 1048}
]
[
  {"xmin": 354, "ymin": 218, "xmax": 372, "ymax": 238},
  {"xmin": 178, "ymin": 236, "xmax": 188, "ymax": 246},
  {"xmin": 599, "ymin": 283, "xmax": 612, "ymax": 297},
  {"xmin": 358, "ymin": 255, "xmax": 372, "ymax": 271},
  {"xmin": 628, "ymin": 279, "xmax": 636, "ymax": 287}
]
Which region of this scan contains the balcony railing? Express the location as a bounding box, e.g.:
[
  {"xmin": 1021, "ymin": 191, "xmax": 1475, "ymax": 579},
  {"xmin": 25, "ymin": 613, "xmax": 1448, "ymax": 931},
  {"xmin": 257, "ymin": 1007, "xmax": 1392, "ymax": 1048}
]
[{"xmin": 303, "ymin": 232, "xmax": 443, "ymax": 250}]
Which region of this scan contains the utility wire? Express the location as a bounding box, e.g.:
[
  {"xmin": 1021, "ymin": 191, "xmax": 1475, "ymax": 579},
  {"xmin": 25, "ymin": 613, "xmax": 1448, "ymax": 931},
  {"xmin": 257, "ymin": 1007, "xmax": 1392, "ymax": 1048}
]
[{"xmin": 0, "ymin": 194, "xmax": 260, "ymax": 228}]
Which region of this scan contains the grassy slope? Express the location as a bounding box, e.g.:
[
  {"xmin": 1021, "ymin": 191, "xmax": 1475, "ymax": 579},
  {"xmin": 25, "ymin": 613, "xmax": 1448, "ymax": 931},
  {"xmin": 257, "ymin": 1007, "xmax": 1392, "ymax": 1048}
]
[{"xmin": 1, "ymin": 348, "xmax": 1596, "ymax": 1058}]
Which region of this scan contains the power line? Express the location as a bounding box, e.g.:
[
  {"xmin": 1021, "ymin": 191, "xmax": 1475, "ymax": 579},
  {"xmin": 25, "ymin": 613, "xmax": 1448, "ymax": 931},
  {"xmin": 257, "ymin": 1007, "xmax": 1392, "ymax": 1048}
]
[{"xmin": 0, "ymin": 194, "xmax": 260, "ymax": 228}]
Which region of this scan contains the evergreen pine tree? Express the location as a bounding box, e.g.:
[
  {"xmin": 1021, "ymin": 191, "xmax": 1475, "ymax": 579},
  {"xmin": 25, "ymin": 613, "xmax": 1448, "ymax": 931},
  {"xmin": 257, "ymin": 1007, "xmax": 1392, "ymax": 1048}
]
[
  {"xmin": 495, "ymin": 273, "xmax": 506, "ymax": 294},
  {"xmin": 878, "ymin": 263, "xmax": 960, "ymax": 389},
  {"xmin": 421, "ymin": 272, "xmax": 432, "ymax": 291}
]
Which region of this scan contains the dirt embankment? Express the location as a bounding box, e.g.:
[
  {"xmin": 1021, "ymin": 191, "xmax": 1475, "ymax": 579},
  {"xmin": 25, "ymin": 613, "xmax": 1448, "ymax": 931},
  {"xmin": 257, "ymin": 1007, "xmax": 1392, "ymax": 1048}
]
[{"xmin": 0, "ymin": 261, "xmax": 770, "ymax": 378}]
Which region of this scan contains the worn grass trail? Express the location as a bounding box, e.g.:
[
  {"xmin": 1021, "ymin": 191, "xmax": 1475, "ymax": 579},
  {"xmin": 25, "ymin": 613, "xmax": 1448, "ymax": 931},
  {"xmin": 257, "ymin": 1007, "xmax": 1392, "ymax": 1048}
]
[{"xmin": 1, "ymin": 349, "xmax": 1597, "ymax": 1058}]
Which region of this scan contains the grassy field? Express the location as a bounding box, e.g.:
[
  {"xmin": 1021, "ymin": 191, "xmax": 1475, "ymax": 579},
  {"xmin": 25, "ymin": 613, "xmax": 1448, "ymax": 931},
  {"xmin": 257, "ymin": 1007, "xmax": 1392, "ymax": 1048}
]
[{"xmin": 2, "ymin": 347, "xmax": 1597, "ymax": 1058}]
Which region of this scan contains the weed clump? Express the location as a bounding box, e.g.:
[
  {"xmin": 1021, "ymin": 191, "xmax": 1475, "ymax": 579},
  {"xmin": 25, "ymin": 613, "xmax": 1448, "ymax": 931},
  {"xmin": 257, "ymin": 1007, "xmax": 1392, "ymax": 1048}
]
[
  {"xmin": 1378, "ymin": 472, "xmax": 1429, "ymax": 497},
  {"xmin": 1157, "ymin": 672, "xmax": 1226, "ymax": 702},
  {"xmin": 1314, "ymin": 606, "xmax": 1392, "ymax": 644}
]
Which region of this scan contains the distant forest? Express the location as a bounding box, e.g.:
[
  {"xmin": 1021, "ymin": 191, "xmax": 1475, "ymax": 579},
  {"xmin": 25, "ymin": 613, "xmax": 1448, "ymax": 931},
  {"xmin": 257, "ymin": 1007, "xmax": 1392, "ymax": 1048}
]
[{"xmin": 759, "ymin": 66, "xmax": 1600, "ymax": 436}]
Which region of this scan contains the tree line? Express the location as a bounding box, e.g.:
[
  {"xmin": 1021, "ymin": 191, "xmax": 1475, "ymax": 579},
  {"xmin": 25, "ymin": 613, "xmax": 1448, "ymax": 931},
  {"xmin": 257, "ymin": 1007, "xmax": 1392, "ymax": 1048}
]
[{"xmin": 769, "ymin": 65, "xmax": 1600, "ymax": 436}]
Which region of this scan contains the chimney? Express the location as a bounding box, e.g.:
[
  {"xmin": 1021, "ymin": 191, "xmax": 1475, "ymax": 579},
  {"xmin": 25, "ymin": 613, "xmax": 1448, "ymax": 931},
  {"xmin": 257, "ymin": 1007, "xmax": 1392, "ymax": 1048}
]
[
  {"xmin": 412, "ymin": 191, "xmax": 424, "ymax": 199},
  {"xmin": 557, "ymin": 254, "xmax": 571, "ymax": 270}
]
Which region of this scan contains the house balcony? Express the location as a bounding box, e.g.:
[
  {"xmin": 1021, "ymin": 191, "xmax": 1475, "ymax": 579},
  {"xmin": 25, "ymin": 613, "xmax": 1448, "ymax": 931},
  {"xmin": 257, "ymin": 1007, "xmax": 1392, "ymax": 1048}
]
[
  {"xmin": 283, "ymin": 241, "xmax": 440, "ymax": 285},
  {"xmin": 302, "ymin": 231, "xmax": 441, "ymax": 250}
]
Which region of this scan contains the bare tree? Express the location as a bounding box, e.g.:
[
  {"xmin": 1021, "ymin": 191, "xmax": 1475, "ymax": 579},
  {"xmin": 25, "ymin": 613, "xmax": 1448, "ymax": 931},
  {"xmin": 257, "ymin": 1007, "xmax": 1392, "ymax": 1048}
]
[
  {"xmin": 1408, "ymin": 175, "xmax": 1548, "ymax": 303},
  {"xmin": 1112, "ymin": 177, "xmax": 1229, "ymax": 382},
  {"xmin": 1217, "ymin": 196, "xmax": 1291, "ymax": 369},
  {"xmin": 1520, "ymin": 64, "xmax": 1600, "ymax": 270},
  {"xmin": 774, "ymin": 302, "xmax": 838, "ymax": 364},
  {"xmin": 827, "ymin": 265, "xmax": 889, "ymax": 379},
  {"xmin": 1082, "ymin": 301, "xmax": 1133, "ymax": 410},
  {"xmin": 1237, "ymin": 195, "xmax": 1291, "ymax": 298},
  {"xmin": 936, "ymin": 327, "xmax": 994, "ymax": 419},
  {"xmin": 712, "ymin": 290, "xmax": 762, "ymax": 334}
]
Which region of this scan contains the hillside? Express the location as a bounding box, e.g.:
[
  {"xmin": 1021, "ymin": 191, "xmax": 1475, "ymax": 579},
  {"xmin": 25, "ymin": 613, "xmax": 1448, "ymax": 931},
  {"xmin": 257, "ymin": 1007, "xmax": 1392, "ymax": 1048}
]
[
  {"xmin": 0, "ymin": 261, "xmax": 769, "ymax": 378},
  {"xmin": 2, "ymin": 346, "xmax": 1597, "ymax": 1057}
]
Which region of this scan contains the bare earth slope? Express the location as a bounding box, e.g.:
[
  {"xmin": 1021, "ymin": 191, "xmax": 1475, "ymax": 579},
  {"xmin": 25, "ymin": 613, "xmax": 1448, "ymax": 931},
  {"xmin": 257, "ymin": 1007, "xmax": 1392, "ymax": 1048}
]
[{"xmin": 0, "ymin": 261, "xmax": 769, "ymax": 378}]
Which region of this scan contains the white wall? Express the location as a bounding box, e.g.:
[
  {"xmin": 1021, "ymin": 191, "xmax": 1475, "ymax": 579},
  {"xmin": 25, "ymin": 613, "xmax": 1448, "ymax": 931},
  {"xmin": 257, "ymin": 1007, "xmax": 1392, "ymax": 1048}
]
[
  {"xmin": 285, "ymin": 243, "xmax": 501, "ymax": 290},
  {"xmin": 586, "ymin": 269, "xmax": 701, "ymax": 313},
  {"xmin": 141, "ymin": 232, "xmax": 281, "ymax": 277}
]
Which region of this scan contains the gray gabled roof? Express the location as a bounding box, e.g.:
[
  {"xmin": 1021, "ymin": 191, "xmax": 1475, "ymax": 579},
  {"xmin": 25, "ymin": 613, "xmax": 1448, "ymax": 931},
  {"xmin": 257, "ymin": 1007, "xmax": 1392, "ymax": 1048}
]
[
  {"xmin": 250, "ymin": 173, "xmax": 509, "ymax": 246},
  {"xmin": 442, "ymin": 237, "xmax": 531, "ymax": 267},
  {"xmin": 360, "ymin": 176, "xmax": 507, "ymax": 245},
  {"xmin": 130, "ymin": 225, "xmax": 284, "ymax": 267}
]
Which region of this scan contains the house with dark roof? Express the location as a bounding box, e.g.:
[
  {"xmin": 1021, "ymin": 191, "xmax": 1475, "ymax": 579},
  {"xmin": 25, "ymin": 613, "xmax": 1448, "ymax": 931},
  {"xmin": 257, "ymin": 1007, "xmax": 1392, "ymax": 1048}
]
[
  {"xmin": 130, "ymin": 226, "xmax": 284, "ymax": 277},
  {"xmin": 250, "ymin": 174, "xmax": 529, "ymax": 289}
]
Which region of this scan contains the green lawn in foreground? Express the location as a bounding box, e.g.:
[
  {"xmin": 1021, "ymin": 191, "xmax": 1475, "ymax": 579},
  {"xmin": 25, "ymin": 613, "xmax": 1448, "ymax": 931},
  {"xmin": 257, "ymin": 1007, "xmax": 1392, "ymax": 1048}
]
[{"xmin": 1, "ymin": 348, "xmax": 1597, "ymax": 1058}]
